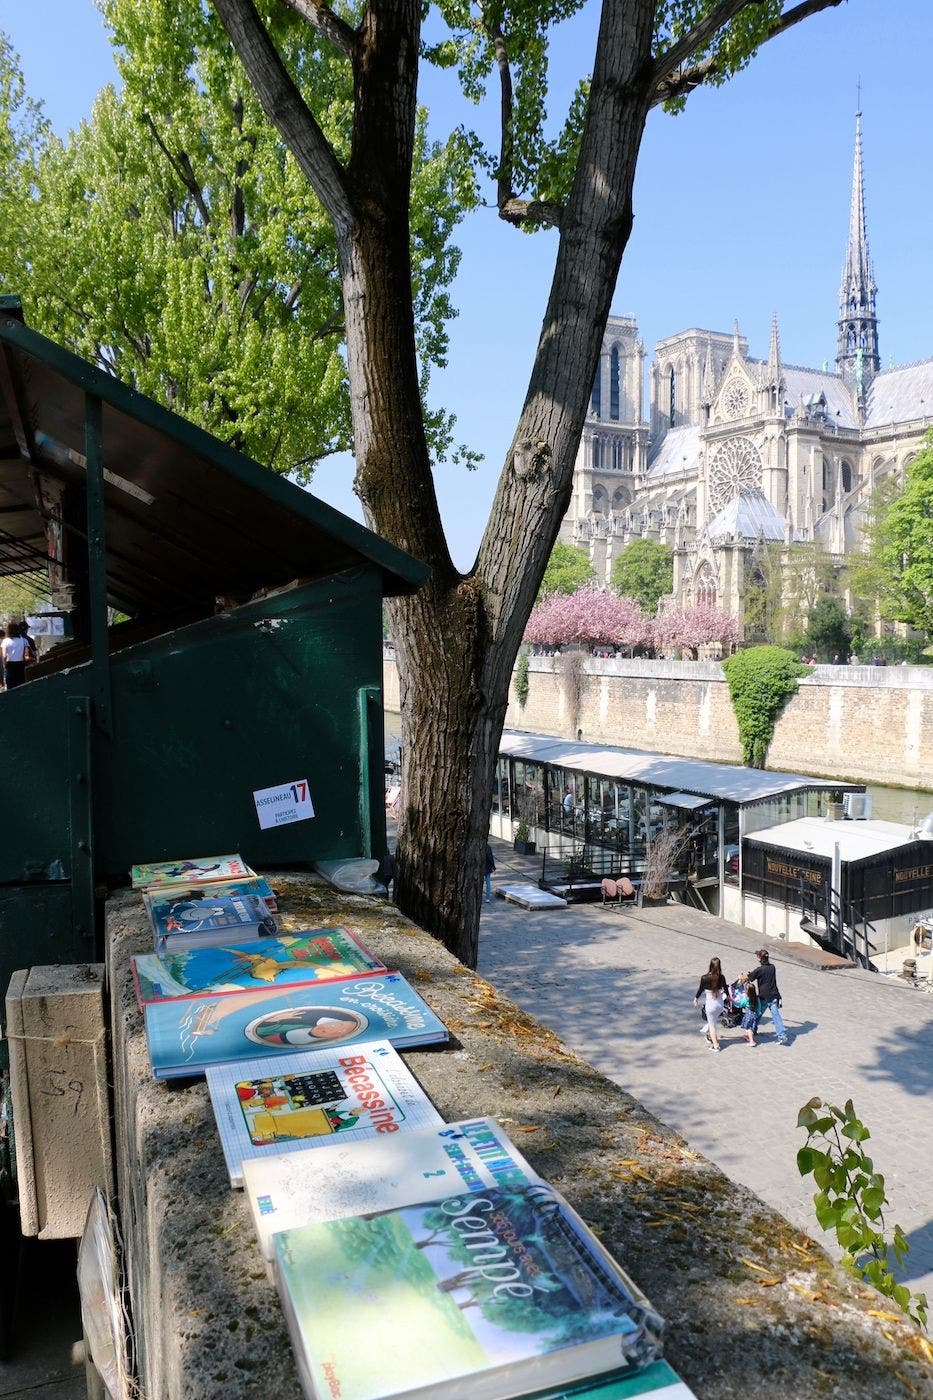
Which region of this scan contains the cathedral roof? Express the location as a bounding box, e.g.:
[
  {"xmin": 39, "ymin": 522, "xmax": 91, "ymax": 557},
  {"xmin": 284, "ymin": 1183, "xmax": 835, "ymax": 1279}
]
[
  {"xmin": 646, "ymin": 424, "xmax": 700, "ymax": 478},
  {"xmin": 781, "ymin": 365, "xmax": 858, "ymax": 426},
  {"xmin": 707, "ymin": 488, "xmax": 785, "ymax": 542},
  {"xmin": 863, "ymin": 359, "xmax": 933, "ymax": 429}
]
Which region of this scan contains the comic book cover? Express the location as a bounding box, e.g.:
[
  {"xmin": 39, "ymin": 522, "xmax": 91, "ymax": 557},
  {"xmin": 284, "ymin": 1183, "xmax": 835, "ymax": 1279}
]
[
  {"xmin": 207, "ymin": 1039, "xmax": 442, "ymax": 1187},
  {"xmin": 131, "ymin": 854, "xmax": 252, "ymax": 889},
  {"xmin": 273, "ymin": 1183, "xmax": 664, "ymax": 1400},
  {"xmin": 144, "ymin": 973, "xmax": 448, "ymax": 1079},
  {"xmin": 131, "ymin": 927, "xmax": 385, "ymax": 1006},
  {"xmin": 144, "ymin": 890, "xmax": 276, "ymax": 952}
]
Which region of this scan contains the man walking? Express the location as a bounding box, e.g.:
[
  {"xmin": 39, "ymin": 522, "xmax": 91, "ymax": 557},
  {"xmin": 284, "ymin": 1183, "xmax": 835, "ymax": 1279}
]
[
  {"xmin": 484, "ymin": 844, "xmax": 496, "ymax": 903},
  {"xmin": 745, "ymin": 948, "xmax": 788, "ymax": 1045}
]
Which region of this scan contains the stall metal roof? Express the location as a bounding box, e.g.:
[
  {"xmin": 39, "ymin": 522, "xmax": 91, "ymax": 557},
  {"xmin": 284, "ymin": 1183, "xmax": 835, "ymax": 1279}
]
[
  {"xmin": 656, "ymin": 791, "xmax": 716, "ymax": 811},
  {"xmin": 747, "ymin": 816, "xmax": 921, "ymax": 863},
  {"xmin": 499, "ymin": 730, "xmax": 860, "ymax": 807},
  {"xmin": 0, "ymin": 302, "xmax": 428, "ymax": 614}
]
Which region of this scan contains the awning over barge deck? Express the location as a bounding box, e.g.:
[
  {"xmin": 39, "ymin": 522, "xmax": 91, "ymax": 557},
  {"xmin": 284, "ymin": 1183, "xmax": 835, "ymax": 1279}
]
[{"xmin": 499, "ymin": 729, "xmax": 862, "ymax": 808}]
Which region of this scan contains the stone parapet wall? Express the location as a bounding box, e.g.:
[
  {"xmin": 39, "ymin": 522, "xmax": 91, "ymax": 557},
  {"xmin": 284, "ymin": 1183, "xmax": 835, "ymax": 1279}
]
[{"xmin": 382, "ymin": 655, "xmax": 933, "ymax": 787}]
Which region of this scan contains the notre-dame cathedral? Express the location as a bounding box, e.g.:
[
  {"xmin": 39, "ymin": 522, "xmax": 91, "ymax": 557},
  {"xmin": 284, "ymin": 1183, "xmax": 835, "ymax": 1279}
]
[{"xmin": 560, "ymin": 112, "xmax": 933, "ymax": 632}]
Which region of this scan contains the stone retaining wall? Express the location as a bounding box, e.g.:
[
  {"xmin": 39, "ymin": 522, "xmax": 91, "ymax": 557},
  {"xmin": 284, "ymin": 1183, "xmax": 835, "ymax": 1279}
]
[
  {"xmin": 383, "ymin": 655, "xmax": 933, "ymax": 787},
  {"xmin": 107, "ymin": 878, "xmax": 931, "ymax": 1398}
]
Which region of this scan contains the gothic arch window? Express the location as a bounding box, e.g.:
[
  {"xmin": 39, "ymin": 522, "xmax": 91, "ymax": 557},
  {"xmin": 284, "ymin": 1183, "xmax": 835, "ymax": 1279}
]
[
  {"xmin": 841, "ymin": 460, "xmax": 853, "ymax": 493},
  {"xmin": 669, "ymin": 366, "xmax": 676, "ymax": 428},
  {"xmin": 708, "ymin": 437, "xmax": 762, "ymax": 513},
  {"xmin": 612, "ymin": 487, "xmax": 631, "ymax": 511},
  {"xmin": 591, "ymin": 368, "xmax": 601, "ymax": 419},
  {"xmin": 695, "ymin": 562, "xmax": 717, "ymax": 609},
  {"xmin": 610, "ymin": 345, "xmax": 620, "ymax": 420},
  {"xmin": 611, "ymin": 437, "xmax": 622, "ymax": 471},
  {"xmin": 592, "ymin": 485, "xmax": 608, "ymax": 515},
  {"xmin": 591, "ymin": 435, "xmax": 602, "ymax": 469}
]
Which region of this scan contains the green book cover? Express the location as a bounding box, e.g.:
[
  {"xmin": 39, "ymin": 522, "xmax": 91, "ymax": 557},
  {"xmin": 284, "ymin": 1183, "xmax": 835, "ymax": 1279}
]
[{"xmin": 274, "ymin": 1183, "xmax": 663, "ymax": 1400}]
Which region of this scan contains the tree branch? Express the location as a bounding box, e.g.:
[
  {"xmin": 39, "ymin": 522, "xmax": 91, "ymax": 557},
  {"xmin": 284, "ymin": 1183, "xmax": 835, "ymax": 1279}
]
[
  {"xmin": 485, "ymin": 15, "xmax": 565, "ymax": 231},
  {"xmin": 498, "ymin": 196, "xmax": 563, "ymax": 229},
  {"xmin": 279, "ymin": 0, "xmax": 358, "ymax": 61},
  {"xmin": 211, "ymin": 0, "xmax": 354, "ymax": 238},
  {"xmin": 652, "ymin": 0, "xmax": 844, "ymax": 107},
  {"xmin": 143, "ymin": 112, "xmax": 212, "ymax": 226}
]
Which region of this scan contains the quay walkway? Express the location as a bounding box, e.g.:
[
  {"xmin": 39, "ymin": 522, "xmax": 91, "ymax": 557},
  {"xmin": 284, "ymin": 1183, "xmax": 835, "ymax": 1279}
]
[{"xmin": 479, "ymin": 837, "xmax": 933, "ymax": 1305}]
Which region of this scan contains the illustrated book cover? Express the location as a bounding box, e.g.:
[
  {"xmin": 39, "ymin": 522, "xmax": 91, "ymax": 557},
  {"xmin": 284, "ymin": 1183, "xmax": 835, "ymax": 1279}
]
[
  {"xmin": 144, "ymin": 889, "xmax": 277, "ymax": 952},
  {"xmin": 143, "ymin": 972, "xmax": 448, "ymax": 1080},
  {"xmin": 206, "ymin": 1039, "xmax": 442, "ymax": 1188},
  {"xmin": 131, "ymin": 854, "xmax": 252, "ymax": 889},
  {"xmin": 131, "ymin": 926, "xmax": 385, "ymax": 1007},
  {"xmin": 146, "ymin": 874, "xmax": 278, "ymax": 912},
  {"xmin": 273, "ymin": 1182, "xmax": 664, "ymax": 1400},
  {"xmin": 242, "ymin": 1115, "xmax": 541, "ymax": 1259}
]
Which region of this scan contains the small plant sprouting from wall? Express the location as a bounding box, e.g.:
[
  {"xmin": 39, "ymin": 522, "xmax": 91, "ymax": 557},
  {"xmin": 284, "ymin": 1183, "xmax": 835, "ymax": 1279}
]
[
  {"xmin": 514, "ymin": 647, "xmax": 530, "ymax": 709},
  {"xmin": 797, "ymin": 1097, "xmax": 928, "ymax": 1330},
  {"xmin": 560, "ymin": 649, "xmax": 587, "ymax": 735},
  {"xmin": 721, "ymin": 645, "xmax": 810, "ymax": 769}
]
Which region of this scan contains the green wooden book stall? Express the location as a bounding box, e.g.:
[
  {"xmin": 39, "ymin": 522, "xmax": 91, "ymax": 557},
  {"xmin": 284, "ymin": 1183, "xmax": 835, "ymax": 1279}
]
[{"xmin": 0, "ymin": 297, "xmax": 426, "ymax": 1220}]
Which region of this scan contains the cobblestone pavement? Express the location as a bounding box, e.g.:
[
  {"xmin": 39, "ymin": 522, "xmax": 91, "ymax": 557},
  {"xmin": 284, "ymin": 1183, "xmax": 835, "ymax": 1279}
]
[{"xmin": 478, "ymin": 840, "xmax": 933, "ymax": 1305}]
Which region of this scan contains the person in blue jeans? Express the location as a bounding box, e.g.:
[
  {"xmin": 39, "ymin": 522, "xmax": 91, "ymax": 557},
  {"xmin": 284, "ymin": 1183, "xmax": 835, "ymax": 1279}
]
[
  {"xmin": 745, "ymin": 948, "xmax": 788, "ymax": 1044},
  {"xmin": 484, "ymin": 844, "xmax": 496, "ymax": 903}
]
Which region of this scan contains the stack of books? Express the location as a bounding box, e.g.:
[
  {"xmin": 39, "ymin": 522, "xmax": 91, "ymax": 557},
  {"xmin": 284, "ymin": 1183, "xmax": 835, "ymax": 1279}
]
[{"xmin": 127, "ymin": 853, "xmax": 693, "ymax": 1400}]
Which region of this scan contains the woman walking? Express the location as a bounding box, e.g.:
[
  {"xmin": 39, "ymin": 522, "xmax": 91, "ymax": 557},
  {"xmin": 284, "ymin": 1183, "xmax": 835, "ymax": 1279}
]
[{"xmin": 693, "ymin": 956, "xmax": 729, "ymax": 1052}]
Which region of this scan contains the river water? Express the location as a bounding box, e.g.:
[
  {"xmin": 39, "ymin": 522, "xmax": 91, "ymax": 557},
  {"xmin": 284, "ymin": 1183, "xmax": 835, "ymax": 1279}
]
[{"xmin": 383, "ymin": 709, "xmax": 933, "ymax": 828}]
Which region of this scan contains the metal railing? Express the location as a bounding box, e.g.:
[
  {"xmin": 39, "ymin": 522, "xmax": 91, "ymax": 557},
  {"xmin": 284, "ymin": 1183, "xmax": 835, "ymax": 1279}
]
[{"xmin": 798, "ymin": 877, "xmax": 878, "ymax": 970}]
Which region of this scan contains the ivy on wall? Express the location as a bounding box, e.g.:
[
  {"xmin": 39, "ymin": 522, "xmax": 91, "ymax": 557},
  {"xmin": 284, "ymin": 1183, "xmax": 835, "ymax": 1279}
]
[
  {"xmin": 514, "ymin": 647, "xmax": 530, "ymax": 709},
  {"xmin": 722, "ymin": 646, "xmax": 810, "ymax": 768}
]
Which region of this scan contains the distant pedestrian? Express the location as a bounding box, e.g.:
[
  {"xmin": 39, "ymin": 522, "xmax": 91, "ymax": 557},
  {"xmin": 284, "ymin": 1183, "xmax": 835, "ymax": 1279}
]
[
  {"xmin": 848, "ymin": 653, "xmax": 859, "ymax": 665},
  {"xmin": 1, "ymin": 621, "xmax": 28, "ymax": 690},
  {"xmin": 484, "ymin": 844, "xmax": 496, "ymax": 903},
  {"xmin": 693, "ymin": 956, "xmax": 729, "ymax": 1053},
  {"xmin": 745, "ymin": 948, "xmax": 788, "ymax": 1044},
  {"xmin": 831, "ymin": 654, "xmax": 841, "ymax": 665}
]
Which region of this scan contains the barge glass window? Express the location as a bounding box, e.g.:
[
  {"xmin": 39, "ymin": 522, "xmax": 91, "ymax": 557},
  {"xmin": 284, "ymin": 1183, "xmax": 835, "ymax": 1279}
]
[{"xmin": 724, "ymin": 803, "xmax": 740, "ymax": 885}]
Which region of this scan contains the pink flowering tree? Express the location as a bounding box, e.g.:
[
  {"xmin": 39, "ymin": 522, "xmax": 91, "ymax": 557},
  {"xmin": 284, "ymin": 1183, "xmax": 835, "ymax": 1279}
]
[
  {"xmin": 653, "ymin": 604, "xmax": 741, "ymax": 658},
  {"xmin": 525, "ymin": 587, "xmax": 649, "ymax": 651}
]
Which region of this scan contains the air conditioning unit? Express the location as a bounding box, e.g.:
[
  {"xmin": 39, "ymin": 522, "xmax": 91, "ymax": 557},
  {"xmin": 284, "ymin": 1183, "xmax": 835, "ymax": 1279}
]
[
  {"xmin": 917, "ymin": 811, "xmax": 933, "ymax": 840},
  {"xmin": 843, "ymin": 792, "xmax": 871, "ymax": 820}
]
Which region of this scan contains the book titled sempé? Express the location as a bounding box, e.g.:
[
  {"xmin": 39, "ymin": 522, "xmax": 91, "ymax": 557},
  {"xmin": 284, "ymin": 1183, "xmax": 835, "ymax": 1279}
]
[
  {"xmin": 143, "ymin": 973, "xmax": 448, "ymax": 1079},
  {"xmin": 273, "ymin": 1181, "xmax": 664, "ymax": 1400}
]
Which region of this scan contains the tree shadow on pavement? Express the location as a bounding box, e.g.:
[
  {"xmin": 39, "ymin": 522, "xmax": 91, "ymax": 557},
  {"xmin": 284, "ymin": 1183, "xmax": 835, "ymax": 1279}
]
[{"xmin": 859, "ymin": 1018, "xmax": 933, "ymax": 1098}]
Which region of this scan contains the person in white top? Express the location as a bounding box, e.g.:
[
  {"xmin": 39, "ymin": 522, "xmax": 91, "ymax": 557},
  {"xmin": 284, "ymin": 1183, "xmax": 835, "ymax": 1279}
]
[{"xmin": 1, "ymin": 621, "xmax": 28, "ymax": 689}]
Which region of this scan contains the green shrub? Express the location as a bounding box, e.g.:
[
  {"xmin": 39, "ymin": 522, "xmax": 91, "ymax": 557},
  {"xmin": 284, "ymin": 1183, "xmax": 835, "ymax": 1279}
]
[
  {"xmin": 514, "ymin": 647, "xmax": 530, "ymax": 708},
  {"xmin": 722, "ymin": 646, "xmax": 810, "ymax": 768},
  {"xmin": 797, "ymin": 1097, "xmax": 927, "ymax": 1329}
]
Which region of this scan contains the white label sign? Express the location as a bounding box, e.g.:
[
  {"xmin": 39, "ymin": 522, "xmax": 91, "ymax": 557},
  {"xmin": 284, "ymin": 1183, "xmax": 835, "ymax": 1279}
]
[{"xmin": 253, "ymin": 779, "xmax": 315, "ymax": 830}]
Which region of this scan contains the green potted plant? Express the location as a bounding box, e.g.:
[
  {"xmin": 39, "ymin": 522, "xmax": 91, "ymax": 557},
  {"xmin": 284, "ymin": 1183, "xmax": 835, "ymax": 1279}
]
[
  {"xmin": 513, "ymin": 821, "xmax": 536, "ymax": 856},
  {"xmin": 826, "ymin": 790, "xmax": 845, "ymax": 821}
]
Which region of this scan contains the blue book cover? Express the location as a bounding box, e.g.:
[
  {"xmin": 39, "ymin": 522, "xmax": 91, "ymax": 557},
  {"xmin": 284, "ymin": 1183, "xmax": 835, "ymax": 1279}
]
[
  {"xmin": 143, "ymin": 972, "xmax": 448, "ymax": 1079},
  {"xmin": 144, "ymin": 889, "xmax": 276, "ymax": 951},
  {"xmin": 131, "ymin": 927, "xmax": 385, "ymax": 1005}
]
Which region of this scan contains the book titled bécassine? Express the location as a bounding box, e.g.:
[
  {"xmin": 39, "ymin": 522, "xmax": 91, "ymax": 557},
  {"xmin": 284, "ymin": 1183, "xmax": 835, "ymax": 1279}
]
[
  {"xmin": 131, "ymin": 854, "xmax": 253, "ymax": 889},
  {"xmin": 242, "ymin": 1115, "xmax": 540, "ymax": 1259},
  {"xmin": 143, "ymin": 973, "xmax": 448, "ymax": 1080},
  {"xmin": 131, "ymin": 926, "xmax": 385, "ymax": 1006},
  {"xmin": 206, "ymin": 1039, "xmax": 442, "ymax": 1188},
  {"xmin": 273, "ymin": 1181, "xmax": 664, "ymax": 1400},
  {"xmin": 144, "ymin": 889, "xmax": 276, "ymax": 952}
]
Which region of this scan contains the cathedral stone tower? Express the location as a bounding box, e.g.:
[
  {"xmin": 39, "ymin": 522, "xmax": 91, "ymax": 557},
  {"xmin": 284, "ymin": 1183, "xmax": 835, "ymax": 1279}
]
[{"xmin": 836, "ymin": 109, "xmax": 879, "ymax": 393}]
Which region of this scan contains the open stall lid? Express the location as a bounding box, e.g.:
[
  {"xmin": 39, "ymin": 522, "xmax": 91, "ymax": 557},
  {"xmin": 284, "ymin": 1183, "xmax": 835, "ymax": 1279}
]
[{"xmin": 0, "ymin": 299, "xmax": 428, "ymax": 615}]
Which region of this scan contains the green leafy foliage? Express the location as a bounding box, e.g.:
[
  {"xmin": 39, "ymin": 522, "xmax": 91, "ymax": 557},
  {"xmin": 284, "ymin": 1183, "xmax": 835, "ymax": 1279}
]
[
  {"xmin": 610, "ymin": 540, "xmax": 673, "ymax": 613},
  {"xmin": 805, "ymin": 596, "xmax": 852, "ymax": 662},
  {"xmin": 514, "ymin": 646, "xmax": 530, "ymax": 708},
  {"xmin": 538, "ymin": 541, "xmax": 595, "ymax": 599},
  {"xmin": 0, "ymin": 3, "xmax": 470, "ymax": 476},
  {"xmin": 868, "ymin": 434, "xmax": 933, "ymax": 639},
  {"xmin": 721, "ymin": 646, "xmax": 809, "ymax": 768},
  {"xmin": 797, "ymin": 1096, "xmax": 927, "ymax": 1330}
]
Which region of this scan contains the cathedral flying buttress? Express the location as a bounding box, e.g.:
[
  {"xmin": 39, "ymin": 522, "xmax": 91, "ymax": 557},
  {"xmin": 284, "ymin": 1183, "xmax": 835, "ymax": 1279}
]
[{"xmin": 559, "ymin": 110, "xmax": 933, "ymax": 637}]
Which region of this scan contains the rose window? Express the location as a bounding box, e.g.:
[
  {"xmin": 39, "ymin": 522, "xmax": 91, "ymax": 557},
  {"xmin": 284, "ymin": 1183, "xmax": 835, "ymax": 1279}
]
[
  {"xmin": 708, "ymin": 437, "xmax": 762, "ymax": 513},
  {"xmin": 723, "ymin": 378, "xmax": 750, "ymax": 419}
]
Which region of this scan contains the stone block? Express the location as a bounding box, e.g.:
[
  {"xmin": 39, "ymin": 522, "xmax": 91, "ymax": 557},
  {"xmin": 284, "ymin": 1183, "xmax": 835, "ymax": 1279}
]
[{"xmin": 5, "ymin": 963, "xmax": 113, "ymax": 1238}]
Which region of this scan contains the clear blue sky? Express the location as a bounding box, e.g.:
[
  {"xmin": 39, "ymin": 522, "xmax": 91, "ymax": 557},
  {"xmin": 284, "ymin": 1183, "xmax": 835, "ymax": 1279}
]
[{"xmin": 4, "ymin": 1, "xmax": 932, "ymax": 569}]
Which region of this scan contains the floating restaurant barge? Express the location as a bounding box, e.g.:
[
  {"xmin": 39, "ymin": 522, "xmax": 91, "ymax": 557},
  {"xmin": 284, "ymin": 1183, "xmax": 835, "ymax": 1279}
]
[{"xmin": 492, "ymin": 731, "xmax": 933, "ymax": 967}]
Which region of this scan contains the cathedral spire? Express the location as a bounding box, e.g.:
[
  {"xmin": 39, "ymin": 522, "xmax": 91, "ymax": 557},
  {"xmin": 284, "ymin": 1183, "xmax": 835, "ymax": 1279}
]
[
  {"xmin": 701, "ymin": 335, "xmax": 715, "ymax": 404},
  {"xmin": 836, "ymin": 105, "xmax": 879, "ymax": 384},
  {"xmin": 767, "ymin": 312, "xmax": 782, "ymax": 382}
]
